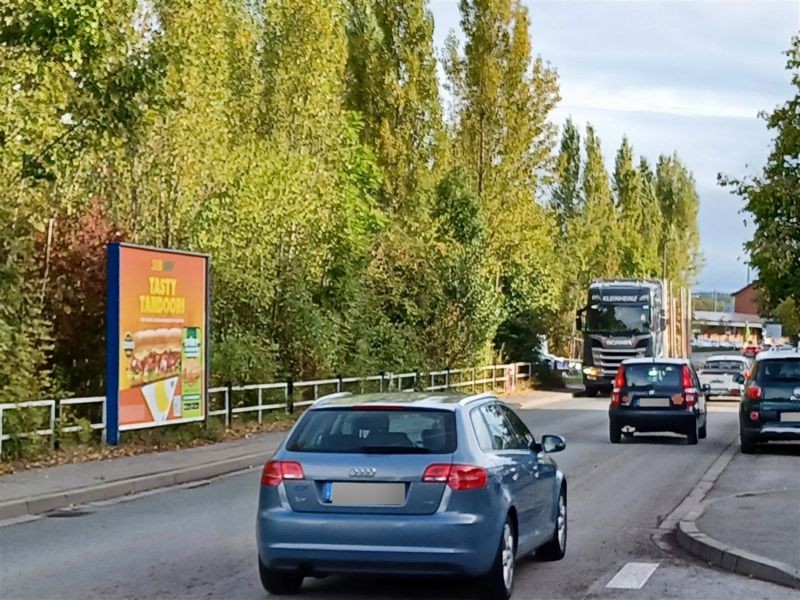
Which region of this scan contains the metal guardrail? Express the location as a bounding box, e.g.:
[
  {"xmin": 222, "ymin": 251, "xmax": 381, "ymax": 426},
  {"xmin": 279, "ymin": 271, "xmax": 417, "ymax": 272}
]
[{"xmin": 0, "ymin": 363, "xmax": 531, "ymax": 455}]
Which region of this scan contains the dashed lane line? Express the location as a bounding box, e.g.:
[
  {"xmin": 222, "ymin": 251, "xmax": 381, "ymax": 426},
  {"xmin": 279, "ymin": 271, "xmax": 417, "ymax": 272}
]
[{"xmin": 606, "ymin": 562, "xmax": 660, "ymax": 589}]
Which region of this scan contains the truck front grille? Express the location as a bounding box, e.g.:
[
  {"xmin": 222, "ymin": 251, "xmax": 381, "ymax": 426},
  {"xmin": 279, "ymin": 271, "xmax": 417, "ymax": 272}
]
[{"xmin": 591, "ymin": 348, "xmax": 648, "ymax": 377}]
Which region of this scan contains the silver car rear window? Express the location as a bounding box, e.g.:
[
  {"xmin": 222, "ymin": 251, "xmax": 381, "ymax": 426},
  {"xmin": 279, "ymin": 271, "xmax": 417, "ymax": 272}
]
[
  {"xmin": 704, "ymin": 360, "xmax": 745, "ymax": 372},
  {"xmin": 287, "ymin": 409, "xmax": 457, "ymax": 454}
]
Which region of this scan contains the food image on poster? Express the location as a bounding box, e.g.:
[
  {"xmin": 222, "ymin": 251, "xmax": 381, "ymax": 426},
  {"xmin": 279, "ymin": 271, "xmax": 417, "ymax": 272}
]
[
  {"xmin": 112, "ymin": 245, "xmax": 208, "ymax": 430},
  {"xmin": 125, "ymin": 328, "xmax": 183, "ymax": 386}
]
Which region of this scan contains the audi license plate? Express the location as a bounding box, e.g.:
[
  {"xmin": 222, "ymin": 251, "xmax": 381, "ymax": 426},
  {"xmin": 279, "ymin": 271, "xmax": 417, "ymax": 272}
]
[
  {"xmin": 780, "ymin": 412, "xmax": 800, "ymax": 423},
  {"xmin": 638, "ymin": 397, "xmax": 671, "ymax": 408},
  {"xmin": 329, "ymin": 482, "xmax": 405, "ymax": 506}
]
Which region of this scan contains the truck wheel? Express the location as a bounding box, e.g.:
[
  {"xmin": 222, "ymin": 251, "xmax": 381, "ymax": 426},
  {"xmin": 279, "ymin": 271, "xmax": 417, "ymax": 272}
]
[{"xmin": 584, "ymin": 386, "xmax": 599, "ymax": 398}]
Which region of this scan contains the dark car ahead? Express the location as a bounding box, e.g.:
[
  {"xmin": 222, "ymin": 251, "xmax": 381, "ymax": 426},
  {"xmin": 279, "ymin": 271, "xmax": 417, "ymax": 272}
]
[
  {"xmin": 608, "ymin": 358, "xmax": 708, "ymax": 444},
  {"xmin": 256, "ymin": 392, "xmax": 568, "ymax": 599},
  {"xmin": 739, "ymin": 349, "xmax": 800, "ymax": 453}
]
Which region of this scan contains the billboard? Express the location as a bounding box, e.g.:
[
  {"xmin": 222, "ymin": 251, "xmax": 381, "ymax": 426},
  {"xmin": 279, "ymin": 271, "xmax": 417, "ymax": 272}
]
[{"xmin": 106, "ymin": 243, "xmax": 209, "ymax": 444}]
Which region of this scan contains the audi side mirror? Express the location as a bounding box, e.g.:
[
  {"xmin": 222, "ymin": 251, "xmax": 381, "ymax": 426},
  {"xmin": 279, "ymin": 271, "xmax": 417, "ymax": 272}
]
[{"xmin": 541, "ymin": 434, "xmax": 566, "ymax": 454}]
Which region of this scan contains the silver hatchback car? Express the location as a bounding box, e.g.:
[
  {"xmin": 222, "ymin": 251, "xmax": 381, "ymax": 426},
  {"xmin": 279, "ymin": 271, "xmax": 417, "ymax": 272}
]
[{"xmin": 256, "ymin": 392, "xmax": 567, "ymax": 599}]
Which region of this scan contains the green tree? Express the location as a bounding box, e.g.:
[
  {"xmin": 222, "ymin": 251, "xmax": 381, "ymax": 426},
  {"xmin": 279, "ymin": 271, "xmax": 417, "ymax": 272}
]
[
  {"xmin": 636, "ymin": 157, "xmax": 666, "ymax": 277},
  {"xmin": 344, "ymin": 0, "xmax": 444, "ymax": 215},
  {"xmin": 444, "ymin": 0, "xmax": 562, "ymax": 361},
  {"xmin": 574, "ymin": 124, "xmax": 621, "ymax": 284},
  {"xmin": 0, "ymin": 0, "xmax": 164, "ymax": 404},
  {"xmin": 551, "ymin": 117, "xmax": 582, "ymax": 237},
  {"xmin": 614, "ymin": 136, "xmax": 649, "ymax": 276},
  {"xmin": 773, "ymin": 298, "xmax": 800, "ymax": 343},
  {"xmin": 721, "ymin": 36, "xmax": 800, "ymax": 311},
  {"xmin": 656, "ymin": 153, "xmax": 701, "ymax": 286}
]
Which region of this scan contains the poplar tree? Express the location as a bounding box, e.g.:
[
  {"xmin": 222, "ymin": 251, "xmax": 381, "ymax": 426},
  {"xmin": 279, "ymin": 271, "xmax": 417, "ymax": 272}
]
[
  {"xmin": 551, "ymin": 118, "xmax": 582, "ymax": 237},
  {"xmin": 445, "ymin": 0, "xmax": 561, "ymax": 359},
  {"xmin": 614, "ymin": 136, "xmax": 647, "ymax": 276},
  {"xmin": 575, "ymin": 125, "xmax": 621, "ymax": 283},
  {"xmin": 656, "ymin": 154, "xmax": 701, "ymax": 286},
  {"xmin": 637, "ymin": 157, "xmax": 665, "ymax": 277},
  {"xmin": 344, "ymin": 0, "xmax": 444, "ymax": 215}
]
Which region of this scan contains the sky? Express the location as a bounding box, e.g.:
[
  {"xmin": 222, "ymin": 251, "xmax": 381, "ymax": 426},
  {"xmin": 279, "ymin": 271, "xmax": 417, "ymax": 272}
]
[{"xmin": 429, "ymin": 0, "xmax": 799, "ymax": 293}]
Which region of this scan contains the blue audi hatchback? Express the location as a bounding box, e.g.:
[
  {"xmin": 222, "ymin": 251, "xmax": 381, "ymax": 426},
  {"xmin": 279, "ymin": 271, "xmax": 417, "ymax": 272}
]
[{"xmin": 256, "ymin": 392, "xmax": 568, "ymax": 599}]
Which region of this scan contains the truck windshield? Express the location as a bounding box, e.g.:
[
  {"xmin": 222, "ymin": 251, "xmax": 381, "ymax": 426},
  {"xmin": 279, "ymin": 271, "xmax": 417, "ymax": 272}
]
[{"xmin": 586, "ymin": 303, "xmax": 650, "ymax": 334}]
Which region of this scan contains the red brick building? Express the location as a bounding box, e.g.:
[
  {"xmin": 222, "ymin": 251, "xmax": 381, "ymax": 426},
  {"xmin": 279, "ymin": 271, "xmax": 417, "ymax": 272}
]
[{"xmin": 731, "ymin": 283, "xmax": 760, "ymax": 315}]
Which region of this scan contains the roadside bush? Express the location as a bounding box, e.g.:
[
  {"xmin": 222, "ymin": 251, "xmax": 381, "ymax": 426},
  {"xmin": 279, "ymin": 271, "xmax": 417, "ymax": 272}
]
[{"xmin": 1, "ymin": 406, "xmax": 51, "ymax": 461}]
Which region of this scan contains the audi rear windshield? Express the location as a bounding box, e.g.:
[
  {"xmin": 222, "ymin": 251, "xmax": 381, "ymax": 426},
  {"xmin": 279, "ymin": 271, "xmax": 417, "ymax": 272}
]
[{"xmin": 286, "ymin": 409, "xmax": 457, "ymax": 454}]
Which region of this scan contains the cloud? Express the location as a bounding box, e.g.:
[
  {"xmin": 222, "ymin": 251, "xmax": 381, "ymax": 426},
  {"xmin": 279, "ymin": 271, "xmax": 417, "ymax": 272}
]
[
  {"xmin": 430, "ymin": 0, "xmax": 797, "ymax": 291},
  {"xmin": 557, "ymin": 82, "xmax": 764, "ymax": 120}
]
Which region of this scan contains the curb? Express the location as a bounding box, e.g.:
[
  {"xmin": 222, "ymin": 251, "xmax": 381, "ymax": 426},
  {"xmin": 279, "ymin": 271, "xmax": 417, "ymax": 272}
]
[
  {"xmin": 0, "ymin": 450, "xmax": 270, "ymax": 521},
  {"xmin": 655, "ymin": 437, "xmax": 800, "ymax": 590},
  {"xmin": 676, "ymin": 513, "xmax": 800, "ymax": 589}
]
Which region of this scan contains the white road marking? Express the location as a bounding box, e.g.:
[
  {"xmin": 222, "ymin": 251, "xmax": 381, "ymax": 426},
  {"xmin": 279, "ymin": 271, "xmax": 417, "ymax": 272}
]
[{"xmin": 606, "ymin": 561, "xmax": 660, "ymax": 589}]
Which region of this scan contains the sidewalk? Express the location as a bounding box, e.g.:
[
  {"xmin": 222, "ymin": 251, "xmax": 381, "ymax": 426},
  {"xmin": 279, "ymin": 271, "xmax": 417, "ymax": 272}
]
[
  {"xmin": 0, "ymin": 388, "xmax": 570, "ymax": 521},
  {"xmin": 0, "ymin": 429, "xmax": 285, "ymax": 520},
  {"xmin": 677, "ymin": 446, "xmax": 800, "ymax": 589}
]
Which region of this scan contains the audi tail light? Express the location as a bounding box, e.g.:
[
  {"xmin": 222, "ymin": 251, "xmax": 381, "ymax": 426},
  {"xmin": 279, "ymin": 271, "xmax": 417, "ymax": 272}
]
[
  {"xmin": 422, "ymin": 464, "xmax": 487, "ymax": 490},
  {"xmin": 261, "ymin": 461, "xmax": 304, "ymax": 486}
]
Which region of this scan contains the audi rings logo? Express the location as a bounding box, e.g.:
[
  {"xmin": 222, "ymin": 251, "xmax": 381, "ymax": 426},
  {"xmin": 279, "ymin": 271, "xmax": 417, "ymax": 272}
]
[{"xmin": 348, "ymin": 467, "xmax": 377, "ymax": 478}]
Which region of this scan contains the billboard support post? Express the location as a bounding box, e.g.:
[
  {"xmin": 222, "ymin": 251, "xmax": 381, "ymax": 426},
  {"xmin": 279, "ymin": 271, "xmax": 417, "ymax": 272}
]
[{"xmin": 105, "ymin": 243, "xmax": 121, "ymax": 446}]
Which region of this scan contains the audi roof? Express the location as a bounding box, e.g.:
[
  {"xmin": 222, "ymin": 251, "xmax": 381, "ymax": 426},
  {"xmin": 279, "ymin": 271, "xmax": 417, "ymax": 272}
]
[{"xmin": 311, "ymin": 391, "xmax": 497, "ymax": 409}]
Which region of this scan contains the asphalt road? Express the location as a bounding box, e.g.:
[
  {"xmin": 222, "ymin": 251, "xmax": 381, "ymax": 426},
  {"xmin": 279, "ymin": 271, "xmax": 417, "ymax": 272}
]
[{"xmin": 1, "ymin": 395, "xmax": 795, "ymax": 600}]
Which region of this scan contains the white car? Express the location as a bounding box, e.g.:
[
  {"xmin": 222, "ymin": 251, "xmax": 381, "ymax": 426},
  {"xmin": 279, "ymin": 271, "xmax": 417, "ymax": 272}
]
[{"xmin": 697, "ymin": 355, "xmax": 749, "ymax": 398}]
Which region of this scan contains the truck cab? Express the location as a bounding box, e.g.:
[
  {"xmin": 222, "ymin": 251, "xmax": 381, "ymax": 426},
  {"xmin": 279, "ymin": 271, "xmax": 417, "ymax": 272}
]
[{"xmin": 577, "ymin": 280, "xmax": 666, "ymax": 397}]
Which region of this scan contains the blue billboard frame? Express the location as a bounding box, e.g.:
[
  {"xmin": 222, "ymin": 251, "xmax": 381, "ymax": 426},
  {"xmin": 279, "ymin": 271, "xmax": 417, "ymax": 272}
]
[{"xmin": 105, "ymin": 242, "xmax": 210, "ymax": 446}]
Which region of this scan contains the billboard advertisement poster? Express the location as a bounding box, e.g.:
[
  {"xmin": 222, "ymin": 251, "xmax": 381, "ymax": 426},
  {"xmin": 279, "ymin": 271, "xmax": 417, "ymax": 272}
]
[{"xmin": 106, "ymin": 243, "xmax": 209, "ymax": 444}]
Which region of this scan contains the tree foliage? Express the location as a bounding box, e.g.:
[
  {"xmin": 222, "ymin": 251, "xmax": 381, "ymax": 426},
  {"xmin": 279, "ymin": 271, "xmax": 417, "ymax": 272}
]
[
  {"xmin": 0, "ymin": 0, "xmax": 705, "ymax": 401},
  {"xmin": 721, "ymin": 35, "xmax": 800, "ymax": 313}
]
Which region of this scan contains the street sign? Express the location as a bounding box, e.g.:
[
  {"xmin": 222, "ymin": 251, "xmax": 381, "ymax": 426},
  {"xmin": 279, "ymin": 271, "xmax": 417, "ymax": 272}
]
[{"xmin": 764, "ymin": 323, "xmax": 782, "ymax": 341}]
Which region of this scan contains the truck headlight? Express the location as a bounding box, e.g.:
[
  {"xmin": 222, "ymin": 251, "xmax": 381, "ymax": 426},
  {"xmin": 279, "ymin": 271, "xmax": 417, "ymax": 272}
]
[{"xmin": 583, "ymin": 366, "xmax": 601, "ymax": 378}]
